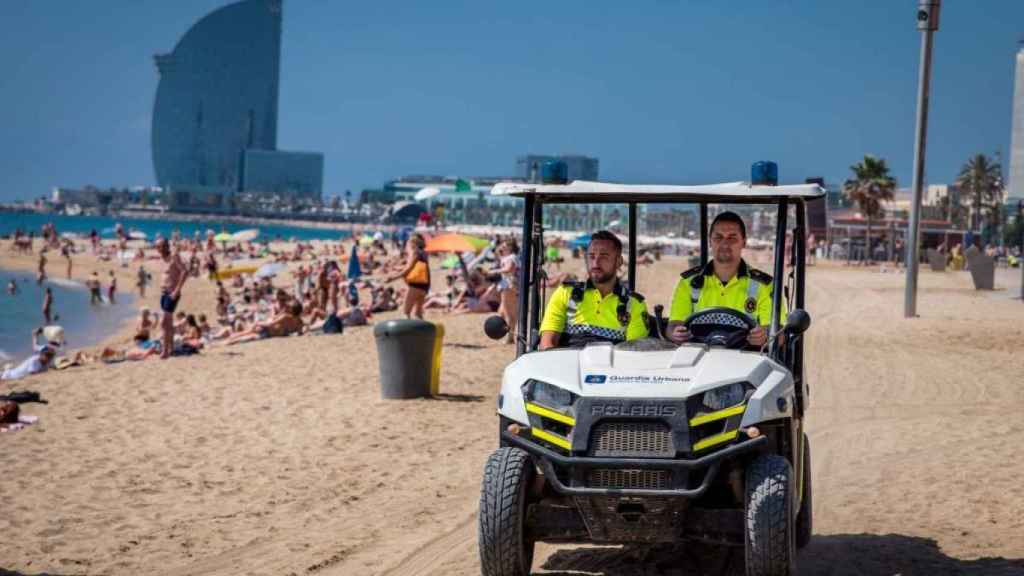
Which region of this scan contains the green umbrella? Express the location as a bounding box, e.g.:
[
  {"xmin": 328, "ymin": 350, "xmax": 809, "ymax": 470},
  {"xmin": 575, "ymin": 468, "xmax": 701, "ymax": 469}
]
[
  {"xmin": 441, "ymin": 254, "xmax": 462, "ymax": 269},
  {"xmin": 214, "ymin": 232, "xmax": 233, "ymax": 242}
]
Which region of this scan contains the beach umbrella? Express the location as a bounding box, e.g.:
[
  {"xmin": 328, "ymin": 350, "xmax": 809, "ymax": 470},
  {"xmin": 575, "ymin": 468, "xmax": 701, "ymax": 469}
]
[
  {"xmin": 347, "ymin": 244, "xmax": 362, "ymax": 280},
  {"xmin": 570, "ymin": 234, "xmax": 592, "ymax": 250},
  {"xmin": 129, "ymin": 231, "xmax": 147, "ymax": 240},
  {"xmin": 232, "ymin": 229, "xmax": 259, "ymax": 242},
  {"xmin": 414, "ymin": 186, "xmax": 441, "ymax": 201},
  {"xmin": 358, "ymin": 234, "xmax": 375, "ymax": 247},
  {"xmin": 424, "ymin": 233, "xmax": 489, "ymax": 253},
  {"xmin": 214, "ymin": 232, "xmax": 233, "ymax": 242},
  {"xmin": 254, "ymin": 262, "xmax": 286, "ymax": 279}
]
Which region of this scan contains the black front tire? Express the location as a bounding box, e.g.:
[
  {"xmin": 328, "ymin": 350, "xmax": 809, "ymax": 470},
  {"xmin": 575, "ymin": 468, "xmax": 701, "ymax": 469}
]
[
  {"xmin": 478, "ymin": 447, "xmax": 535, "ymax": 576},
  {"xmin": 796, "ymin": 435, "xmax": 813, "ymax": 550},
  {"xmin": 744, "ymin": 454, "xmax": 796, "ymax": 576}
]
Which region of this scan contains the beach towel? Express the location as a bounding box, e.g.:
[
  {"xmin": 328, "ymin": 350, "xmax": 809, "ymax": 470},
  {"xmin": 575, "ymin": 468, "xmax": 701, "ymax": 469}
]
[{"xmin": 0, "ymin": 390, "xmax": 46, "ymax": 404}]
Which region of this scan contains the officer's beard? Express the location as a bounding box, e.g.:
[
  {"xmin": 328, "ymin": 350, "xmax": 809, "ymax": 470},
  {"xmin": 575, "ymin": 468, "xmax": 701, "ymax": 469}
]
[{"xmin": 589, "ymin": 269, "xmax": 616, "ymax": 284}]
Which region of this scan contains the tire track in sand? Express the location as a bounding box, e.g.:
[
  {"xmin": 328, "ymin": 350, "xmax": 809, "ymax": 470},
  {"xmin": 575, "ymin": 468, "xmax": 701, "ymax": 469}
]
[{"xmin": 379, "ymin": 512, "xmax": 477, "ymax": 576}]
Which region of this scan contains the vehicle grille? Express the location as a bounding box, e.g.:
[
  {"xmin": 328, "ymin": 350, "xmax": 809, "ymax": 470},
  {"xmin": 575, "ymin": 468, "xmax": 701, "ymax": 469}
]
[
  {"xmin": 587, "ymin": 468, "xmax": 670, "ymax": 490},
  {"xmin": 589, "ymin": 421, "xmax": 674, "ymax": 457}
]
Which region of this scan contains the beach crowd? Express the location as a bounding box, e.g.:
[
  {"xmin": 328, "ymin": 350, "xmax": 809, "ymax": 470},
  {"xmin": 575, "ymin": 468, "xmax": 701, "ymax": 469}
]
[{"xmin": 2, "ymin": 221, "xmax": 559, "ymax": 382}]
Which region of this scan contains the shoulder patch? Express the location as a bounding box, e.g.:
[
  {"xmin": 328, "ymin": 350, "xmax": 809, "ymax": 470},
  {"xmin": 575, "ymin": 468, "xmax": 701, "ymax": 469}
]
[
  {"xmin": 680, "ymin": 265, "xmax": 703, "ymax": 280},
  {"xmin": 749, "ymin": 268, "xmax": 773, "ymax": 284}
]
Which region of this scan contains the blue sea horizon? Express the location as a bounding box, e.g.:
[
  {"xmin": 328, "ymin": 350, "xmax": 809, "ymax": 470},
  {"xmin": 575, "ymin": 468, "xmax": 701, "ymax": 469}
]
[
  {"xmin": 0, "ymin": 268, "xmax": 137, "ymax": 364},
  {"xmin": 0, "ymin": 212, "xmax": 370, "ymax": 244}
]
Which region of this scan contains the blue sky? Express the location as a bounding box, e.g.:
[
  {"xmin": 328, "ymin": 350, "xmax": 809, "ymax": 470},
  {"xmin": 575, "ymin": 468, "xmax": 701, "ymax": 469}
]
[{"xmin": 1, "ymin": 0, "xmax": 1022, "ymax": 201}]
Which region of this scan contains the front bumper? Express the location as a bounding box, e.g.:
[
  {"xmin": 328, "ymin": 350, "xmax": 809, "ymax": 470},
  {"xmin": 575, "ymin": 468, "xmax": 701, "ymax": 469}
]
[{"xmin": 501, "ymin": 429, "xmax": 768, "ymax": 497}]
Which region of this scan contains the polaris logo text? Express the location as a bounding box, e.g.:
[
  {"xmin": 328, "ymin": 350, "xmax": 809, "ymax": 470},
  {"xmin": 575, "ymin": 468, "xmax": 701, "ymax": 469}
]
[{"xmin": 590, "ymin": 405, "xmax": 678, "ymax": 417}]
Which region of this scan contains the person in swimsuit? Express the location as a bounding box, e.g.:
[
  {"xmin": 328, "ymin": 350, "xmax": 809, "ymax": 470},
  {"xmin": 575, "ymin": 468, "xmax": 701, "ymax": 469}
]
[
  {"xmin": 226, "ymin": 302, "xmax": 305, "ymax": 345},
  {"xmin": 158, "ymin": 238, "xmax": 188, "ymax": 359},
  {"xmin": 42, "ymin": 287, "xmax": 53, "ymax": 324},
  {"xmin": 389, "ymin": 233, "xmax": 430, "ymax": 319}
]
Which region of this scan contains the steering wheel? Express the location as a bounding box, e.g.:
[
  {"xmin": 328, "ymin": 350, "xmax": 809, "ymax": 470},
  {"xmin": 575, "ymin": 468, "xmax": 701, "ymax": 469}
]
[{"xmin": 683, "ymin": 307, "xmax": 757, "ymax": 349}]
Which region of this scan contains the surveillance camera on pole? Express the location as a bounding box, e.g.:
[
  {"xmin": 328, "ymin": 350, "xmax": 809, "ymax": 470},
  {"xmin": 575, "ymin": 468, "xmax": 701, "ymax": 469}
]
[{"xmin": 905, "ymin": 0, "xmax": 941, "ymax": 318}]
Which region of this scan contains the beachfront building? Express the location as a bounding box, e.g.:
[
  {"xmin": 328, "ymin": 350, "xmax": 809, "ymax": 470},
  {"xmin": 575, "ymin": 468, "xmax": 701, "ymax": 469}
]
[
  {"xmin": 152, "ymin": 0, "xmax": 324, "ymax": 213},
  {"xmin": 386, "ymin": 175, "xmax": 628, "ymax": 231},
  {"xmin": 516, "ymin": 155, "xmax": 599, "ymax": 183}
]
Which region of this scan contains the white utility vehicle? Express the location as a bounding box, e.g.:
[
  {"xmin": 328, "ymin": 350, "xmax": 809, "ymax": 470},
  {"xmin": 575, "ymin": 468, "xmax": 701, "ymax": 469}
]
[{"xmin": 478, "ymin": 178, "xmax": 823, "ymax": 576}]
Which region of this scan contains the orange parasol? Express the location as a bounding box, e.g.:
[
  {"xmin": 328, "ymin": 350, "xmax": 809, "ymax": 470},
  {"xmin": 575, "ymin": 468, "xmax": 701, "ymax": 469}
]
[{"xmin": 423, "ymin": 233, "xmax": 489, "ymax": 253}]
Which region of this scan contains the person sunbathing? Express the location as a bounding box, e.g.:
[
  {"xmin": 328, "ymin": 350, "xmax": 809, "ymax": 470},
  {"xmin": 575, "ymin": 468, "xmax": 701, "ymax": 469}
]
[
  {"xmin": 135, "ymin": 307, "xmax": 155, "ymax": 341},
  {"xmin": 225, "ymin": 302, "xmax": 305, "ymax": 345}
]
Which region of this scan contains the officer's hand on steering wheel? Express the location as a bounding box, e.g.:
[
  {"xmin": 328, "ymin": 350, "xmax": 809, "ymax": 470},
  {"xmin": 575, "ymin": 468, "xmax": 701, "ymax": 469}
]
[
  {"xmin": 747, "ymin": 325, "xmax": 767, "ymax": 347},
  {"xmin": 668, "ymin": 323, "xmax": 690, "ymax": 344}
]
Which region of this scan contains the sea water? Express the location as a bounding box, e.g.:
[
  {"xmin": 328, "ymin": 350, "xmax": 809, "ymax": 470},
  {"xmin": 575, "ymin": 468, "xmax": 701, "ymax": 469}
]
[
  {"xmin": 0, "ymin": 268, "xmax": 136, "ymax": 364},
  {"xmin": 0, "ymin": 212, "xmax": 368, "ymax": 243}
]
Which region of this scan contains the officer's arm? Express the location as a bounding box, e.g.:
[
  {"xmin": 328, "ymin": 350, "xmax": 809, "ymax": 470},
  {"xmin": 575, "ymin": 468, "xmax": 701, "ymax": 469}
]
[
  {"xmin": 625, "ymin": 299, "xmax": 650, "ymax": 340},
  {"xmin": 667, "ymin": 277, "xmax": 693, "ymax": 323},
  {"xmin": 756, "ymin": 281, "xmax": 777, "ymax": 327},
  {"xmin": 538, "ymin": 287, "xmax": 570, "ymax": 350},
  {"xmin": 665, "ymin": 277, "xmax": 693, "ymax": 340}
]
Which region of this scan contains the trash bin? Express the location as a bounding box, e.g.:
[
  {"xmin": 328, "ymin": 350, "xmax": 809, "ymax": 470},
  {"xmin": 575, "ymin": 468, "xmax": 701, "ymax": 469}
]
[{"xmin": 374, "ymin": 320, "xmax": 443, "ymax": 399}]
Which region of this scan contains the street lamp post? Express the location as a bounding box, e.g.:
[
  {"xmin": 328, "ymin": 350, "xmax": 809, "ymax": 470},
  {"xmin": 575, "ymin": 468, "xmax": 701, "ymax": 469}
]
[{"xmin": 904, "ymin": 0, "xmax": 941, "ymax": 318}]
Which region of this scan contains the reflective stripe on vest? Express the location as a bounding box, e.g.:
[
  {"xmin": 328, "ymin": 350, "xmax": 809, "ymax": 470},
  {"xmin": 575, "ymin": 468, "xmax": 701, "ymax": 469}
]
[
  {"xmin": 566, "ymin": 289, "xmax": 628, "ymax": 341},
  {"xmin": 690, "ymin": 277, "xmax": 761, "ymax": 322}
]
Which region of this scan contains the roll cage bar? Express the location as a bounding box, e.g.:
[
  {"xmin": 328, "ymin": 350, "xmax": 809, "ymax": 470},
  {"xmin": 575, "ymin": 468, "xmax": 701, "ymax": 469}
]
[{"xmin": 501, "ymin": 182, "xmax": 825, "ymax": 367}]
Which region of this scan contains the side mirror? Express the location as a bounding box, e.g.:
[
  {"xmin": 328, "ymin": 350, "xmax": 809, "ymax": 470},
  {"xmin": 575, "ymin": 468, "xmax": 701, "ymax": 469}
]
[
  {"xmin": 784, "ymin": 309, "xmax": 811, "ymax": 335},
  {"xmin": 484, "ymin": 315, "xmax": 509, "ymax": 340}
]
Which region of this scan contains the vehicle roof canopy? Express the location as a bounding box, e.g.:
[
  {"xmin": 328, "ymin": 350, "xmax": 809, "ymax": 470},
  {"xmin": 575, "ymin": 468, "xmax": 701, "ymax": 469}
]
[{"xmin": 491, "ymin": 180, "xmax": 825, "ymax": 204}]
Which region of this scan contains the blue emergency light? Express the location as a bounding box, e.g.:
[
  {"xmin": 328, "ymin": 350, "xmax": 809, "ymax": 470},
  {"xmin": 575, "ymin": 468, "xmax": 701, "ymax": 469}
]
[{"xmin": 751, "ymin": 161, "xmax": 778, "ymax": 186}]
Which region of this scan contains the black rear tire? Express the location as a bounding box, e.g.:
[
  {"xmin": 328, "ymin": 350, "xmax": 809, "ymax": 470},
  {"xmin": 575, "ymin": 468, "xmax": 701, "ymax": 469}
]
[
  {"xmin": 478, "ymin": 447, "xmax": 535, "ymax": 576},
  {"xmin": 796, "ymin": 435, "xmax": 813, "ymax": 550},
  {"xmin": 744, "ymin": 454, "xmax": 796, "ymax": 576}
]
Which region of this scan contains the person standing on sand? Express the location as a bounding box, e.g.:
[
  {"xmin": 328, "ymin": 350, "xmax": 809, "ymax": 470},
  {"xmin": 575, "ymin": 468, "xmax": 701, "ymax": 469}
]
[
  {"xmin": 42, "ymin": 287, "xmax": 53, "ymax": 324},
  {"xmin": 61, "ymin": 241, "xmax": 73, "ymax": 279},
  {"xmin": 107, "ymin": 271, "xmax": 117, "ymax": 304},
  {"xmin": 87, "ymin": 272, "xmax": 102, "ymax": 305},
  {"xmin": 36, "ymin": 251, "xmax": 47, "ymax": 285},
  {"xmin": 388, "ymin": 233, "xmax": 430, "ymax": 320},
  {"xmin": 157, "ymin": 238, "xmax": 188, "ymax": 359},
  {"xmin": 137, "ymin": 264, "xmax": 149, "ymax": 297}
]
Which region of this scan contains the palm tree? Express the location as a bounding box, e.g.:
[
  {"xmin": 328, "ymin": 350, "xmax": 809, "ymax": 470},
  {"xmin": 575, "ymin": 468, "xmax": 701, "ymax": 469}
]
[
  {"xmin": 955, "ymin": 154, "xmax": 1003, "ymax": 236},
  {"xmin": 843, "ymin": 155, "xmax": 896, "ymax": 262}
]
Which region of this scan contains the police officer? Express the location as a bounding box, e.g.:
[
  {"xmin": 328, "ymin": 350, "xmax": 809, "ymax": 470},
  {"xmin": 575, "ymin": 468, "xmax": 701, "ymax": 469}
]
[
  {"xmin": 667, "ymin": 212, "xmax": 774, "ymax": 347},
  {"xmin": 539, "ymin": 230, "xmax": 649, "ymax": 350}
]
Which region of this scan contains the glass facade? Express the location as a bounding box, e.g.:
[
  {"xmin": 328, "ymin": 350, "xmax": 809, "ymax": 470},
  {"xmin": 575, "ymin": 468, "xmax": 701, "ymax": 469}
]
[
  {"xmin": 516, "ymin": 155, "xmax": 599, "ymax": 183},
  {"xmin": 151, "ymin": 0, "xmax": 283, "ymax": 191},
  {"xmin": 241, "ymin": 149, "xmax": 324, "ymax": 200}
]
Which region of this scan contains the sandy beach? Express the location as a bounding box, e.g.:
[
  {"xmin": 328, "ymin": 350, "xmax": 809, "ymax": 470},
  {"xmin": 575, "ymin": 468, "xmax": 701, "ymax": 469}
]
[{"xmin": 2, "ymin": 243, "xmax": 1024, "ymax": 575}]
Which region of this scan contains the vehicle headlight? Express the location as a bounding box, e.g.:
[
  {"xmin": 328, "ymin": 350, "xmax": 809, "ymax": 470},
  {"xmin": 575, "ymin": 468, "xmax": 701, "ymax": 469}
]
[
  {"xmin": 702, "ymin": 382, "xmax": 749, "ymax": 412},
  {"xmin": 524, "ymin": 379, "xmax": 575, "ymax": 410}
]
